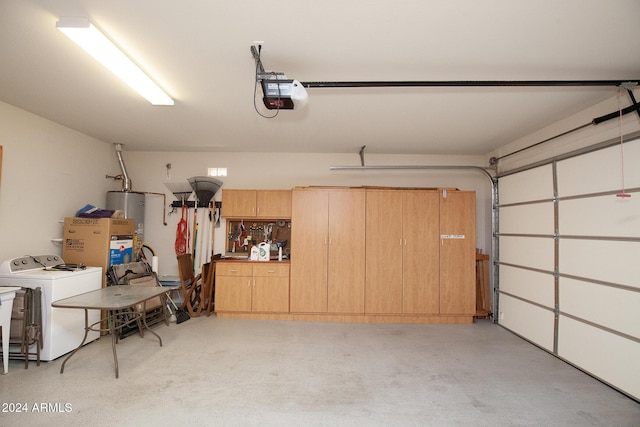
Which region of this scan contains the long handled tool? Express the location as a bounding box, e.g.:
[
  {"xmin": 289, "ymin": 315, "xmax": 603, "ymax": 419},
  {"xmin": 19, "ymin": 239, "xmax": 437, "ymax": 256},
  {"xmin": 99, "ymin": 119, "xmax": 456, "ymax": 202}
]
[
  {"xmin": 166, "ymin": 293, "xmax": 190, "ymax": 324},
  {"xmin": 205, "ymin": 201, "xmax": 213, "ymax": 262},
  {"xmin": 192, "ymin": 200, "xmax": 198, "ymax": 269}
]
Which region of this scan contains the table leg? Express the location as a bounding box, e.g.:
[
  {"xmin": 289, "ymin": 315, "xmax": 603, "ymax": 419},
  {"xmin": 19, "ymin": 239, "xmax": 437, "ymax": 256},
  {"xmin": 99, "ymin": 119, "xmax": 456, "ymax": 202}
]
[
  {"xmin": 60, "ymin": 309, "xmax": 90, "ymax": 374},
  {"xmin": 140, "ymin": 300, "xmax": 162, "ymax": 347},
  {"xmin": 110, "ymin": 310, "xmax": 119, "ymax": 379}
]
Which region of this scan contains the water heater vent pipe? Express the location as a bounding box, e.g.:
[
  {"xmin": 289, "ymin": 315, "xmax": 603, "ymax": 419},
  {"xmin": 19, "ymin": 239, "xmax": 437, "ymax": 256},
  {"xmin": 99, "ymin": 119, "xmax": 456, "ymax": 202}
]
[{"xmin": 114, "ymin": 143, "xmax": 132, "ymax": 191}]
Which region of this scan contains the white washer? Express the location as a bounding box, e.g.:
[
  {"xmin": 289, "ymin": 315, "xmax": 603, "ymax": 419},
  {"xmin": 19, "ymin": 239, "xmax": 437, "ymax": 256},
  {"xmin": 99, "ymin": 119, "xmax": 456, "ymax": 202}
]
[{"xmin": 0, "ymin": 255, "xmax": 102, "ymax": 361}]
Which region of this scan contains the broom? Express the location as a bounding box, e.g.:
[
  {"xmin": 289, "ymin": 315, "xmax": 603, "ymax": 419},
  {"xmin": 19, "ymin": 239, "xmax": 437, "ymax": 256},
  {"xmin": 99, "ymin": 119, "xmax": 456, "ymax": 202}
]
[{"xmin": 166, "ymin": 293, "xmax": 190, "ymax": 324}]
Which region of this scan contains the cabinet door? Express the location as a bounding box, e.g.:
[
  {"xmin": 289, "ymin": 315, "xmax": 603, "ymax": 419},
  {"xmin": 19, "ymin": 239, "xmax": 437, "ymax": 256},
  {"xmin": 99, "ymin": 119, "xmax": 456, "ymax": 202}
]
[
  {"xmin": 215, "ymin": 276, "xmax": 252, "ymax": 312},
  {"xmin": 327, "ymin": 189, "xmax": 365, "ymax": 314},
  {"xmin": 403, "ymin": 191, "xmax": 440, "ymax": 314},
  {"xmin": 252, "ymin": 276, "xmax": 289, "ymax": 312},
  {"xmin": 256, "ymin": 190, "xmax": 292, "ymax": 218},
  {"xmin": 290, "ymin": 189, "xmax": 329, "ymax": 312},
  {"xmin": 365, "ymin": 190, "xmax": 403, "ymax": 314},
  {"xmin": 439, "ymin": 191, "xmax": 476, "ymax": 315},
  {"xmin": 252, "ymin": 263, "xmax": 290, "ymax": 312},
  {"xmin": 221, "ymin": 190, "xmax": 257, "ymax": 217}
]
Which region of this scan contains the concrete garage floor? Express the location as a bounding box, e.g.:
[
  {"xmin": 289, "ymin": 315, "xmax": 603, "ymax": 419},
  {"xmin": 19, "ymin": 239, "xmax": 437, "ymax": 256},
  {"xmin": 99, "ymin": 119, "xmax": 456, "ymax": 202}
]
[{"xmin": 1, "ymin": 317, "xmax": 638, "ymax": 426}]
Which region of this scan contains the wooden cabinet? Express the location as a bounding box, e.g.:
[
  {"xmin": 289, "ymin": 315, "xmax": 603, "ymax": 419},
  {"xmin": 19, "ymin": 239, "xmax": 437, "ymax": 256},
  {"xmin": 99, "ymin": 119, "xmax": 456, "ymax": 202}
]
[
  {"xmin": 252, "ymin": 264, "xmax": 290, "ymax": 312},
  {"xmin": 439, "ymin": 190, "xmax": 476, "ymax": 315},
  {"xmin": 222, "ymin": 186, "xmax": 475, "ymax": 324},
  {"xmin": 365, "ymin": 189, "xmax": 475, "ymax": 316},
  {"xmin": 221, "ymin": 189, "xmax": 291, "ymax": 219},
  {"xmin": 403, "ymin": 191, "xmax": 440, "ymax": 314},
  {"xmin": 215, "ymin": 262, "xmax": 289, "ymax": 313},
  {"xmin": 328, "ymin": 190, "xmax": 366, "ymax": 313},
  {"xmin": 365, "ymin": 190, "xmax": 403, "ymax": 314},
  {"xmin": 365, "ymin": 190, "xmax": 440, "ymax": 314},
  {"xmin": 290, "ymin": 188, "xmax": 365, "ymax": 314},
  {"xmin": 215, "ymin": 262, "xmax": 252, "ymax": 312},
  {"xmin": 290, "ymin": 189, "xmax": 328, "ymax": 313}
]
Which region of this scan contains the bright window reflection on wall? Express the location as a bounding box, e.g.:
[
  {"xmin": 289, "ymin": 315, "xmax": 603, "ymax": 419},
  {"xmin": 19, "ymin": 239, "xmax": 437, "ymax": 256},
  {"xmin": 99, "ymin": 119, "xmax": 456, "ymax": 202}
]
[{"xmin": 208, "ymin": 167, "xmax": 227, "ymax": 177}]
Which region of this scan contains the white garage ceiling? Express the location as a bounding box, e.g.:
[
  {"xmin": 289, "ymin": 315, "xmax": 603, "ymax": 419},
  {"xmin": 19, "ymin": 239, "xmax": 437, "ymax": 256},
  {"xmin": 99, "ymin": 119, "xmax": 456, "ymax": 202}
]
[{"xmin": 1, "ymin": 0, "xmax": 639, "ymax": 155}]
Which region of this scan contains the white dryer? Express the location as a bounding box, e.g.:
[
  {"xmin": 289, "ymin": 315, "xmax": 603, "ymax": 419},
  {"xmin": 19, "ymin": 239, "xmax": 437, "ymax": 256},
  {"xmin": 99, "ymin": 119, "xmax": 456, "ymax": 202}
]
[{"xmin": 0, "ymin": 255, "xmax": 102, "ymax": 361}]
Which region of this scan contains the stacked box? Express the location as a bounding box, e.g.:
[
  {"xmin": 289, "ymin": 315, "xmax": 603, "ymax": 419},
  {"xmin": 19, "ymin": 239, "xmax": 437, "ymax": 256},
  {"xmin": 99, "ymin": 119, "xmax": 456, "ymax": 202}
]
[
  {"xmin": 63, "ymin": 218, "xmax": 135, "ymax": 286},
  {"xmin": 62, "ymin": 218, "xmax": 135, "ymax": 334}
]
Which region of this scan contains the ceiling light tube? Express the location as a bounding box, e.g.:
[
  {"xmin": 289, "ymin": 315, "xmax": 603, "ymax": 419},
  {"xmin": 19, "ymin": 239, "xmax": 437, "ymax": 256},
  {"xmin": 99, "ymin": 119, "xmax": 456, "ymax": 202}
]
[{"xmin": 56, "ymin": 17, "xmax": 173, "ymax": 106}]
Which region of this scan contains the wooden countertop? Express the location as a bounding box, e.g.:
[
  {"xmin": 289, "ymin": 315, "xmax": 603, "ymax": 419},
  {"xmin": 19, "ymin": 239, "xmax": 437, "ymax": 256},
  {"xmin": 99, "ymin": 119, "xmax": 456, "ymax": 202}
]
[{"xmin": 217, "ymin": 258, "xmax": 290, "ymax": 264}]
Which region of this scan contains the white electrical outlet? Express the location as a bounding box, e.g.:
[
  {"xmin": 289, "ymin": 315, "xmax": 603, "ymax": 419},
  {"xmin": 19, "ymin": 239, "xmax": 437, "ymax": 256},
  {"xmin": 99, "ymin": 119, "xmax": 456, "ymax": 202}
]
[{"xmin": 499, "ymin": 311, "xmax": 504, "ymax": 320}]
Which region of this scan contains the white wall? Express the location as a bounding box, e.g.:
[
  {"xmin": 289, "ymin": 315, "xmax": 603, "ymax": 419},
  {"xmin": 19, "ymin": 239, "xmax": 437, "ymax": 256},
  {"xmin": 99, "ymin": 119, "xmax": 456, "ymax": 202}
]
[
  {"xmin": 124, "ymin": 151, "xmax": 492, "ymax": 277},
  {"xmin": 0, "ymin": 101, "xmax": 492, "ymax": 277},
  {"xmin": 0, "ymin": 101, "xmax": 121, "ymax": 263}
]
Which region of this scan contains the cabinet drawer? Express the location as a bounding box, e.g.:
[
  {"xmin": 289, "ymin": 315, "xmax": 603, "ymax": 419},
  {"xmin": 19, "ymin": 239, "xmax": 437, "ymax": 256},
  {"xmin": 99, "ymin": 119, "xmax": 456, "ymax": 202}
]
[
  {"xmin": 216, "ymin": 263, "xmax": 253, "ymax": 276},
  {"xmin": 252, "ymin": 263, "xmax": 290, "ymax": 277}
]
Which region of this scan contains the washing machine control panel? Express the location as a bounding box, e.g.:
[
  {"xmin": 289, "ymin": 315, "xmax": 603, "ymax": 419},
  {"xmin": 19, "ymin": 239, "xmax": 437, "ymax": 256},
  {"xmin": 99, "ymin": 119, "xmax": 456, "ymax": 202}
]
[{"xmin": 5, "ymin": 255, "xmax": 64, "ymax": 273}]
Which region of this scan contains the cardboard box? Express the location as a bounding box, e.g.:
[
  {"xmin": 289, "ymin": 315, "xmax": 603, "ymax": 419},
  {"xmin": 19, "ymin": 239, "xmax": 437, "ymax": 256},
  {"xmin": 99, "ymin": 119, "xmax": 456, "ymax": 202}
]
[
  {"xmin": 62, "ymin": 217, "xmax": 135, "ymax": 335},
  {"xmin": 62, "ymin": 217, "xmax": 135, "ymax": 287}
]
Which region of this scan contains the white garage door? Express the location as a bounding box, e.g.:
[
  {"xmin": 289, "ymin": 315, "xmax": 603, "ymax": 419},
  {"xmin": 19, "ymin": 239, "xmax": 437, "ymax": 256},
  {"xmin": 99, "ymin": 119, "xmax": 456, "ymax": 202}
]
[{"xmin": 497, "ymin": 137, "xmax": 640, "ymax": 400}]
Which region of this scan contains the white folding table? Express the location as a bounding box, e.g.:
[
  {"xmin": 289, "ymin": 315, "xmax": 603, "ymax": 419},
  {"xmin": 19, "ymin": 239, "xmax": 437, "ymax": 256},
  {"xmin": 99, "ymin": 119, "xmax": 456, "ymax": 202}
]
[{"xmin": 52, "ymin": 285, "xmax": 176, "ymax": 378}]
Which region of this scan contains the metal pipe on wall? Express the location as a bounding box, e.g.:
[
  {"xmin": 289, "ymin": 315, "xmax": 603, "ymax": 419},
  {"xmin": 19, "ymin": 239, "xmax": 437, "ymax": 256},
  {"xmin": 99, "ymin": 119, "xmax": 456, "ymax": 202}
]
[
  {"xmin": 329, "ymin": 164, "xmax": 495, "ymax": 184},
  {"xmin": 114, "ymin": 143, "xmax": 132, "ymax": 192}
]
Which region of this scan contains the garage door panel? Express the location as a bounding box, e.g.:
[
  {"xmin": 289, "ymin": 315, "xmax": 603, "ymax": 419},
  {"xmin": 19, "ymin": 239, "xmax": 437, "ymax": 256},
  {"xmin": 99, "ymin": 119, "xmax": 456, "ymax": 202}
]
[
  {"xmin": 499, "ymin": 295, "xmax": 554, "ymax": 352},
  {"xmin": 558, "ymin": 316, "xmax": 640, "ymax": 399},
  {"xmin": 500, "ymin": 202, "xmax": 554, "ymax": 235},
  {"xmin": 498, "ymin": 136, "xmax": 640, "ymax": 401},
  {"xmin": 500, "ymin": 265, "xmax": 554, "ymax": 308},
  {"xmin": 559, "ymin": 196, "xmax": 640, "ymax": 237},
  {"xmin": 560, "ymin": 239, "xmax": 640, "ymax": 288},
  {"xmin": 499, "ymin": 165, "xmax": 553, "ymax": 204},
  {"xmin": 499, "ymin": 235, "xmax": 554, "ymax": 271},
  {"xmin": 557, "ymin": 138, "xmax": 640, "ymax": 197},
  {"xmin": 560, "ymin": 278, "xmax": 640, "ymax": 338}
]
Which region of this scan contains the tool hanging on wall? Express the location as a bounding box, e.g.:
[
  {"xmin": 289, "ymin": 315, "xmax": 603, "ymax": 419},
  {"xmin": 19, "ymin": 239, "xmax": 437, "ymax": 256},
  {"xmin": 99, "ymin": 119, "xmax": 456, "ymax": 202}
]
[
  {"xmin": 187, "ymin": 176, "xmax": 223, "ymax": 268},
  {"xmin": 214, "ymin": 201, "xmax": 222, "ymax": 228},
  {"xmin": 166, "ymin": 177, "xmax": 223, "ymax": 265},
  {"xmin": 198, "ymin": 203, "xmax": 211, "ymax": 267},
  {"xmin": 192, "ymin": 200, "xmax": 198, "ymax": 269},
  {"xmin": 175, "ymin": 204, "xmax": 189, "ymax": 256}
]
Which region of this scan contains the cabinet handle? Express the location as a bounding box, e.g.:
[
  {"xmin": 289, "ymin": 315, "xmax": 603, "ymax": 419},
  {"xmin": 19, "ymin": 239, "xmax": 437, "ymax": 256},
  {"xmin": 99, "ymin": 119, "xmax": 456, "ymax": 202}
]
[
  {"xmin": 248, "ymin": 279, "xmax": 252, "ymax": 287},
  {"xmin": 230, "ymin": 269, "xmax": 239, "ymax": 273},
  {"xmin": 267, "ymin": 270, "xmax": 275, "ymax": 273}
]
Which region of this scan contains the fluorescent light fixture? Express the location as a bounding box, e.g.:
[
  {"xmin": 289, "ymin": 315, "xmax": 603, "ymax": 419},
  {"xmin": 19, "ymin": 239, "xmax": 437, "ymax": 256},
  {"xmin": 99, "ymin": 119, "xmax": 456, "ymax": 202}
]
[{"xmin": 56, "ymin": 17, "xmax": 173, "ymax": 105}]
